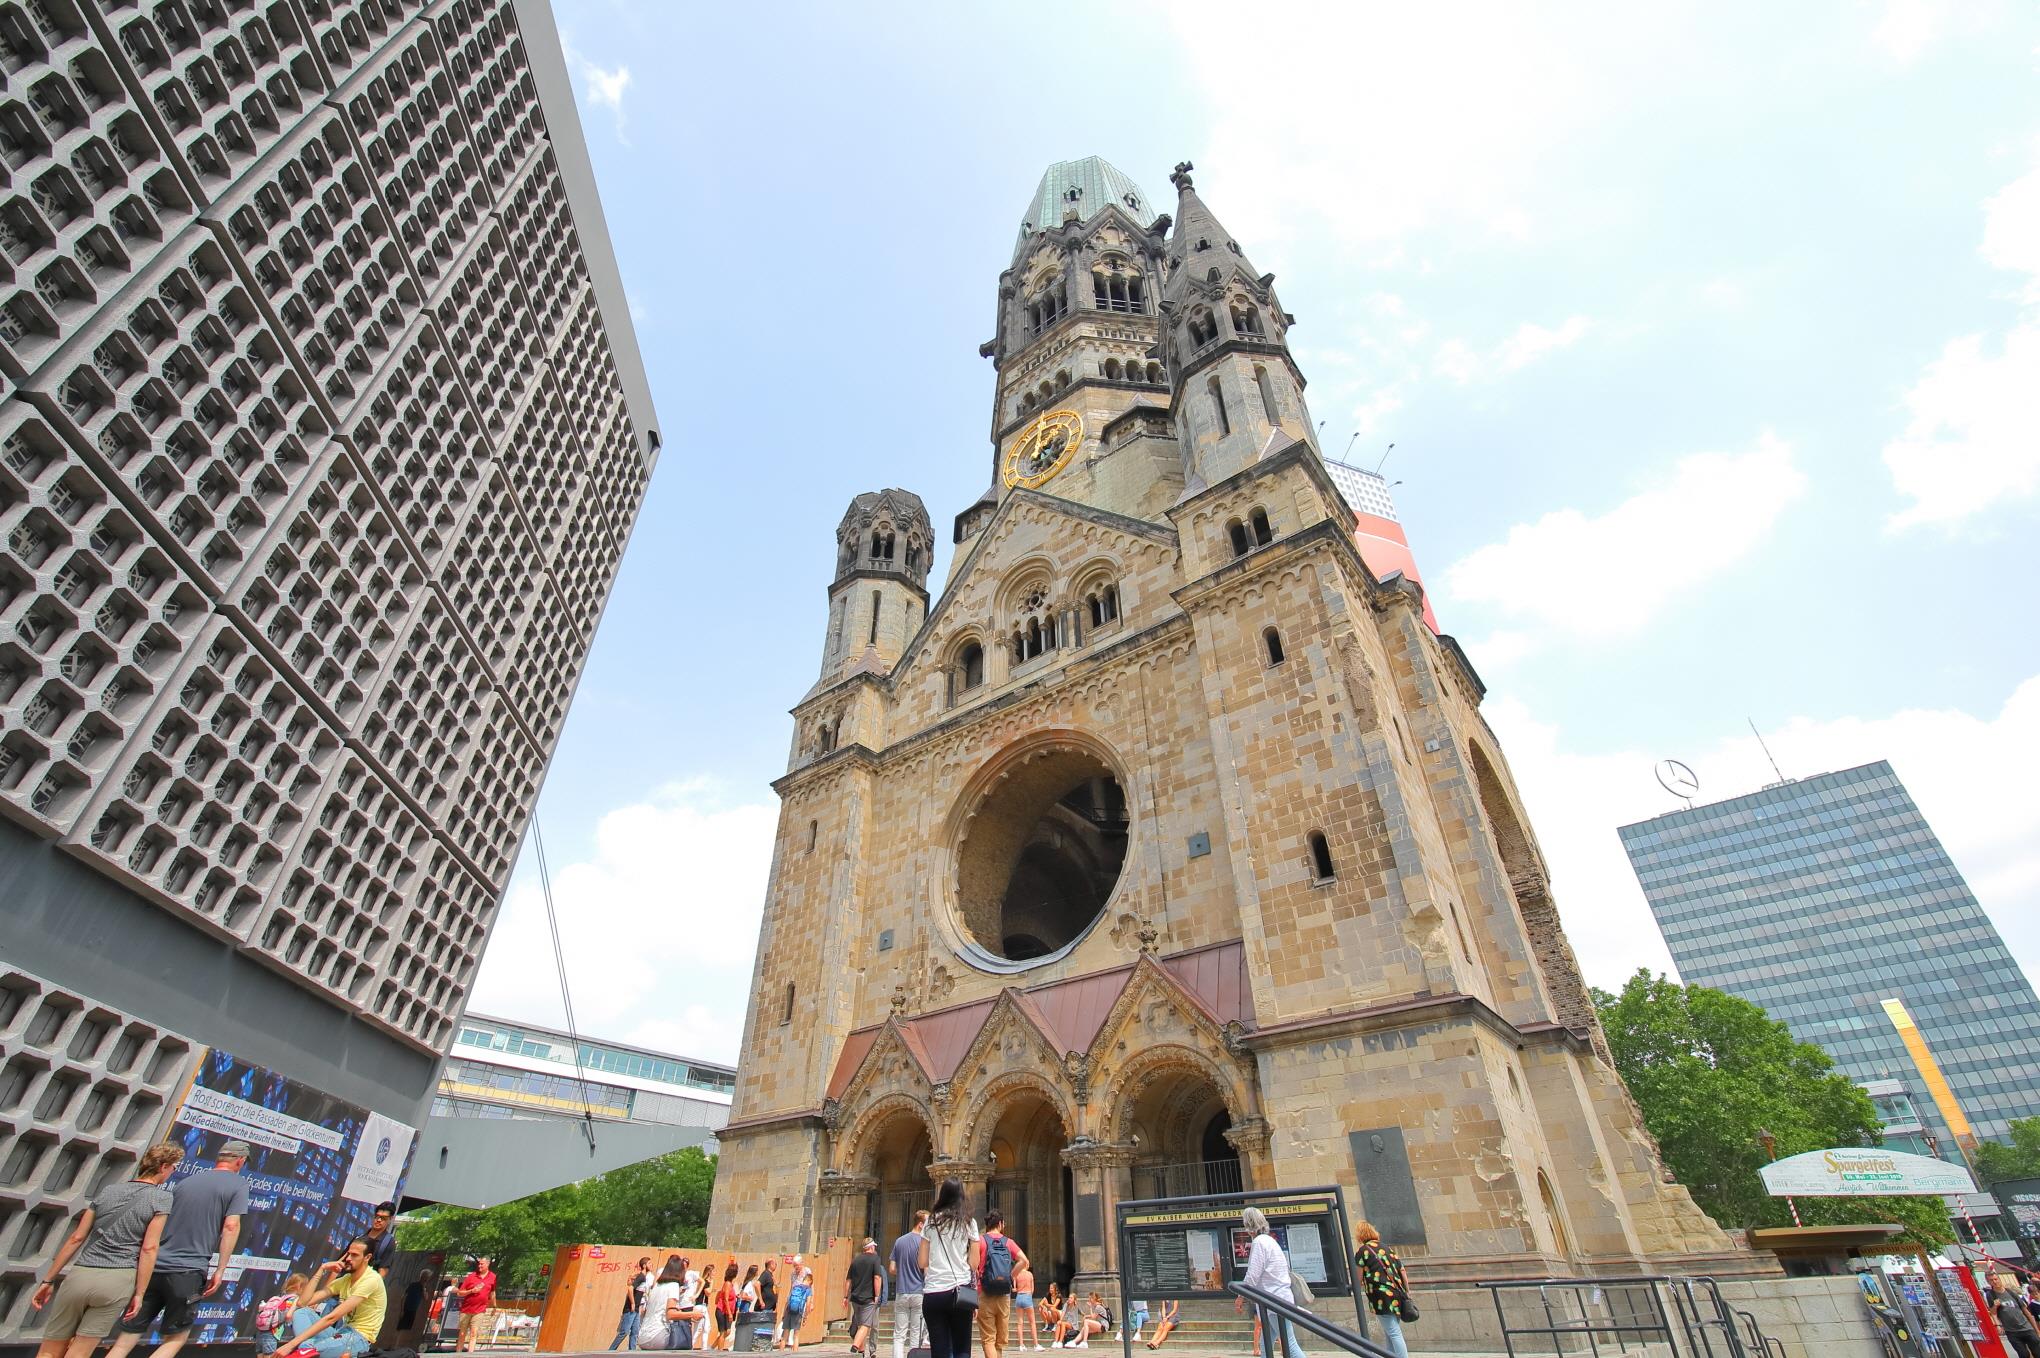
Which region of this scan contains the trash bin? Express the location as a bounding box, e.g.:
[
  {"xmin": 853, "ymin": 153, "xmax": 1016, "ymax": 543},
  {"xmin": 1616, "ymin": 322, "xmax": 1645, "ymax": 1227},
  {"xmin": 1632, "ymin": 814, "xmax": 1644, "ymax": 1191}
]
[{"xmin": 735, "ymin": 1315, "xmax": 775, "ymax": 1352}]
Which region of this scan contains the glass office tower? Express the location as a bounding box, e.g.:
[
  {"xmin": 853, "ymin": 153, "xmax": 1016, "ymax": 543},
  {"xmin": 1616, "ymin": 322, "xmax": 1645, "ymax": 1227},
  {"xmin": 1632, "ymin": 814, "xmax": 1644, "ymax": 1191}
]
[{"xmin": 1619, "ymin": 761, "xmax": 2040, "ymax": 1144}]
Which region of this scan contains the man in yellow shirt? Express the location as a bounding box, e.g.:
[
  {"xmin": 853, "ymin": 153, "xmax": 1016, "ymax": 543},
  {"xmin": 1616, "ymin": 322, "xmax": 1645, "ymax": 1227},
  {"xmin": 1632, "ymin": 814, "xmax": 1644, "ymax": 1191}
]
[{"xmin": 285, "ymin": 1240, "xmax": 385, "ymax": 1358}]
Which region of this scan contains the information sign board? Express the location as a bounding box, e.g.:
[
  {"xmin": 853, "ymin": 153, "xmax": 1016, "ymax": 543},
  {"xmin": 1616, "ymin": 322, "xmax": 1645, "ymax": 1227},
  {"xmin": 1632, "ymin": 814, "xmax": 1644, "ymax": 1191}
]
[{"xmin": 1117, "ymin": 1188, "xmax": 1350, "ymax": 1301}]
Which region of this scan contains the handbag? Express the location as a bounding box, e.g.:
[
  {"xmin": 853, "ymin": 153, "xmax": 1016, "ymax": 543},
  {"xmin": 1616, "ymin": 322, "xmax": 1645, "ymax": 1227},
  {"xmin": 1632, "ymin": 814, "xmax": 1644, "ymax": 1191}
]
[
  {"xmin": 1290, "ymin": 1272, "xmax": 1315, "ymax": 1304},
  {"xmin": 955, "ymin": 1284, "xmax": 980, "ymax": 1310}
]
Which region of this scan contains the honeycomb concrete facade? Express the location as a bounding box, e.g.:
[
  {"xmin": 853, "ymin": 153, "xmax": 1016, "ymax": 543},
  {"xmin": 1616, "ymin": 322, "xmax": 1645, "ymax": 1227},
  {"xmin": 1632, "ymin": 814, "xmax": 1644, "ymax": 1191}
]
[
  {"xmin": 0, "ymin": 0, "xmax": 656, "ymax": 1320},
  {"xmin": 710, "ymin": 160, "xmax": 1760, "ymax": 1299}
]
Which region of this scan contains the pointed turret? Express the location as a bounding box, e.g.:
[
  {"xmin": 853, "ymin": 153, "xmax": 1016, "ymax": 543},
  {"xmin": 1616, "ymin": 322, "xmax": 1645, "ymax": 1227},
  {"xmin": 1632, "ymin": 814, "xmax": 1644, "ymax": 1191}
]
[
  {"xmin": 1158, "ymin": 162, "xmax": 1316, "ymax": 490},
  {"xmin": 814, "ymin": 489, "xmax": 931, "ymax": 688},
  {"xmin": 1163, "ymin": 160, "xmax": 1258, "ymax": 283}
]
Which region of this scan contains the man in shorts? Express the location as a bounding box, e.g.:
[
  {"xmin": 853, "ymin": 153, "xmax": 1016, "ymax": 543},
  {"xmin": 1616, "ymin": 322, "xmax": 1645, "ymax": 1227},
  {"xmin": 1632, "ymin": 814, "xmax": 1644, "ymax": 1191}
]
[
  {"xmin": 106, "ymin": 1139, "xmax": 250, "ymax": 1358},
  {"xmin": 844, "ymin": 1239, "xmax": 883, "ymax": 1358},
  {"xmin": 30, "ymin": 1142, "xmax": 182, "ymax": 1358},
  {"xmin": 455, "ymin": 1255, "xmax": 497, "ymax": 1351}
]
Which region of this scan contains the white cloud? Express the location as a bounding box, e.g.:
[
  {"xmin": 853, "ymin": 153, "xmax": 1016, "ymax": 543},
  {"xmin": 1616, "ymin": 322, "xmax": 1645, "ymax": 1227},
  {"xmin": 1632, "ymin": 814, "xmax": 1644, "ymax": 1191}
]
[
  {"xmin": 1871, "ymin": 0, "xmax": 1948, "ymax": 63},
  {"xmin": 1442, "ymin": 431, "xmax": 1807, "ymax": 639},
  {"xmin": 1489, "ymin": 676, "xmax": 2040, "ymax": 996},
  {"xmin": 1497, "ymin": 315, "xmax": 1592, "ymax": 370},
  {"xmin": 559, "ymin": 32, "xmax": 632, "ymax": 142},
  {"xmin": 468, "ymin": 780, "xmax": 777, "ymax": 1063},
  {"xmin": 1885, "ymin": 148, "xmax": 2040, "ymax": 528},
  {"xmin": 1431, "ymin": 316, "xmax": 1592, "ymax": 384}
]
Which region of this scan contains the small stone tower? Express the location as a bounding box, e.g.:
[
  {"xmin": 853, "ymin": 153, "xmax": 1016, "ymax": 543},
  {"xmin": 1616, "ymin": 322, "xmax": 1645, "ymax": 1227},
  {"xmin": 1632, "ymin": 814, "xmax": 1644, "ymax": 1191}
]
[
  {"xmin": 1157, "ymin": 162, "xmax": 1315, "ymax": 490},
  {"xmin": 814, "ymin": 488, "xmax": 931, "ymax": 681}
]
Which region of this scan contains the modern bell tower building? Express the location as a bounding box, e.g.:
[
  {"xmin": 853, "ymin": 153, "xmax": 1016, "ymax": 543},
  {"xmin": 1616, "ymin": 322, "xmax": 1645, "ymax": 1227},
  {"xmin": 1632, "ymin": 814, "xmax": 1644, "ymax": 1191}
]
[
  {"xmin": 709, "ymin": 158, "xmax": 1754, "ymax": 1300},
  {"xmin": 0, "ymin": 0, "xmax": 656, "ymax": 1333}
]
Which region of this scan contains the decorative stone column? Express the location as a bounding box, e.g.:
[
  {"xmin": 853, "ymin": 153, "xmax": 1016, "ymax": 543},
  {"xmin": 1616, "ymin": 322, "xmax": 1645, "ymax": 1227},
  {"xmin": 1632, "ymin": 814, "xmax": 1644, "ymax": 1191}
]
[
  {"xmin": 1224, "ymin": 1116, "xmax": 1274, "ymax": 1190},
  {"xmin": 927, "ymin": 1158, "xmax": 997, "ymax": 1195},
  {"xmin": 1063, "ymin": 1137, "xmax": 1139, "ymax": 1303},
  {"xmin": 818, "ymin": 1172, "xmax": 880, "ymax": 1242}
]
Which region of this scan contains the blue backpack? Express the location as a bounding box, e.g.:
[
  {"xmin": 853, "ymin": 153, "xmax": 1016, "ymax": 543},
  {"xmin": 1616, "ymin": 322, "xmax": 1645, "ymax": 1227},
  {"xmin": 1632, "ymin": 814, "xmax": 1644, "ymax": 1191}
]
[{"xmin": 981, "ymin": 1236, "xmax": 1015, "ymax": 1295}]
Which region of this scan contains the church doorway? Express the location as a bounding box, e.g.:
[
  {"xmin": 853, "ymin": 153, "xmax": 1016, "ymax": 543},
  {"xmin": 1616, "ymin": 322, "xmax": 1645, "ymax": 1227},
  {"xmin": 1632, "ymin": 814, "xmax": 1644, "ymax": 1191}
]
[
  {"xmin": 1126, "ymin": 1067, "xmax": 1241, "ymax": 1200},
  {"xmin": 864, "ymin": 1111, "xmax": 934, "ymax": 1247},
  {"xmin": 982, "ymin": 1091, "xmax": 1072, "ymax": 1292}
]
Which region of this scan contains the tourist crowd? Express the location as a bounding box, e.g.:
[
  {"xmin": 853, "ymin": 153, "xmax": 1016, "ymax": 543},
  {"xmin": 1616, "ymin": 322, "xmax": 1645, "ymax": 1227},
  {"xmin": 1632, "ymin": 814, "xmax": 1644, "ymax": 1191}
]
[{"xmin": 615, "ymin": 1179, "xmax": 1420, "ymax": 1358}]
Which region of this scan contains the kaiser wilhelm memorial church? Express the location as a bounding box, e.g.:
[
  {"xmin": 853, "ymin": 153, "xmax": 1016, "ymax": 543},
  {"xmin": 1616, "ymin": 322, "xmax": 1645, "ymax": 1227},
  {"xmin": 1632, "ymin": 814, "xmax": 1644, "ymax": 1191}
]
[{"xmin": 708, "ymin": 160, "xmax": 1760, "ymax": 1309}]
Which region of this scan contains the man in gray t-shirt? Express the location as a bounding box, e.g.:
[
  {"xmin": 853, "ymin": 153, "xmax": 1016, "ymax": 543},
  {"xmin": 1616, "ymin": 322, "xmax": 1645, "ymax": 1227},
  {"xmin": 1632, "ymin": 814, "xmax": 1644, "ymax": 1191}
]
[{"xmin": 106, "ymin": 1139, "xmax": 251, "ymax": 1358}]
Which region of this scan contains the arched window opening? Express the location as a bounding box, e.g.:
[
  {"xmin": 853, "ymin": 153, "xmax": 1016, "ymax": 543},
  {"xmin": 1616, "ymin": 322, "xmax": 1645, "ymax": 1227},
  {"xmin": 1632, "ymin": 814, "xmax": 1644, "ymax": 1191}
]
[
  {"xmin": 1208, "ymin": 377, "xmax": 1231, "ymax": 436},
  {"xmin": 1254, "ymin": 365, "xmax": 1279, "ymax": 422},
  {"xmin": 1227, "ymin": 519, "xmax": 1250, "ymax": 558},
  {"xmin": 905, "ymin": 542, "xmax": 920, "ymax": 570},
  {"xmin": 1188, "ymin": 308, "xmax": 1218, "ymax": 347},
  {"xmin": 1206, "ymin": 267, "xmax": 1221, "ymax": 283},
  {"xmin": 1087, "ymin": 583, "xmax": 1120, "ymax": 628},
  {"xmin": 1263, "ymin": 627, "xmax": 1285, "ymax": 666},
  {"xmin": 807, "ymin": 820, "xmax": 818, "ymax": 853},
  {"xmin": 1250, "ymin": 507, "xmax": 1273, "ymax": 545},
  {"xmin": 1028, "ymin": 285, "xmax": 1067, "ymax": 335},
  {"xmin": 817, "ymin": 718, "xmax": 838, "ymax": 755},
  {"xmin": 1539, "ymin": 1171, "xmax": 1573, "ymax": 1257},
  {"xmin": 871, "ymin": 529, "xmax": 896, "ymax": 561},
  {"xmin": 1092, "ymin": 270, "xmax": 1146, "ymax": 314},
  {"xmin": 1103, "ymin": 358, "xmax": 1122, "ymax": 380},
  {"xmin": 781, "ymin": 983, "xmax": 796, "ymax": 1025},
  {"xmin": 1055, "ymin": 369, "xmax": 1071, "ymax": 392},
  {"xmin": 1309, "ymin": 830, "xmax": 1336, "ymax": 882},
  {"xmin": 1195, "ymin": 237, "xmax": 1211, "ymax": 251},
  {"xmin": 1018, "ymin": 392, "xmax": 1035, "ymax": 416},
  {"xmin": 959, "ymin": 642, "xmax": 984, "ymax": 692},
  {"xmin": 1231, "ymin": 301, "xmax": 1263, "ymax": 336},
  {"xmin": 869, "ymin": 589, "xmax": 882, "ymax": 644},
  {"xmin": 1146, "ymin": 361, "xmax": 1163, "ymax": 384}
]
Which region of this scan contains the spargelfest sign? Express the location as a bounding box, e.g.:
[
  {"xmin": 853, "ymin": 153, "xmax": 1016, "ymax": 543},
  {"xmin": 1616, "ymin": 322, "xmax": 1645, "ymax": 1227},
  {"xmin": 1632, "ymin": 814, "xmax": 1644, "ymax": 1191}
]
[{"xmin": 1760, "ymin": 1147, "xmax": 1977, "ymax": 1198}]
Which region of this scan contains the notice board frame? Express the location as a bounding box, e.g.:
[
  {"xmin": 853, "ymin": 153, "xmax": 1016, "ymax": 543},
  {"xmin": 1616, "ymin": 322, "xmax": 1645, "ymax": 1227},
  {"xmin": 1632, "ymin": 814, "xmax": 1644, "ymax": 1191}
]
[{"xmin": 1114, "ymin": 1184, "xmax": 1367, "ymax": 1337}]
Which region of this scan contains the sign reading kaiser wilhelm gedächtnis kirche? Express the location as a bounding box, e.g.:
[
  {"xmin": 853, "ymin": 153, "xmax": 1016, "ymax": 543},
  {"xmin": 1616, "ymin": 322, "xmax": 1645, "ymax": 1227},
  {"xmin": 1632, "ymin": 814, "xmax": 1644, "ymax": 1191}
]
[{"xmin": 1760, "ymin": 1147, "xmax": 1977, "ymax": 1197}]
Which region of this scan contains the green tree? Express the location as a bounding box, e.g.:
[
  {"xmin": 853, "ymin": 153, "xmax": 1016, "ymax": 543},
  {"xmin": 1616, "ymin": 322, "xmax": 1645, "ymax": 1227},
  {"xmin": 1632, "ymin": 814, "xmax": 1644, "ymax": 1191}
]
[
  {"xmin": 1975, "ymin": 1118, "xmax": 2040, "ymax": 1186},
  {"xmin": 1594, "ymin": 970, "xmax": 1953, "ymax": 1249},
  {"xmin": 398, "ymin": 1147, "xmax": 719, "ymax": 1291}
]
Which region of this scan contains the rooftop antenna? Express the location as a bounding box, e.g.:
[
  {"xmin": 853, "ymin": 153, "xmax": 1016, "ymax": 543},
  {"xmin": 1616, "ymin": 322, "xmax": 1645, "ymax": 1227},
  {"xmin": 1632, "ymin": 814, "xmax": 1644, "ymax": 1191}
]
[
  {"xmin": 1748, "ymin": 718, "xmax": 1788, "ymax": 785},
  {"xmin": 1373, "ymin": 442, "xmax": 1396, "ymax": 474}
]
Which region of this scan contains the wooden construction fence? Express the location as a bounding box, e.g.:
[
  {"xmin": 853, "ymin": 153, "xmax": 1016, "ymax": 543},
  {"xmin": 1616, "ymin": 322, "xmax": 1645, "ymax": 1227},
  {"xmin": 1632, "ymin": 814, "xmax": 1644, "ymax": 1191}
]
[{"xmin": 535, "ymin": 1240, "xmax": 853, "ymax": 1353}]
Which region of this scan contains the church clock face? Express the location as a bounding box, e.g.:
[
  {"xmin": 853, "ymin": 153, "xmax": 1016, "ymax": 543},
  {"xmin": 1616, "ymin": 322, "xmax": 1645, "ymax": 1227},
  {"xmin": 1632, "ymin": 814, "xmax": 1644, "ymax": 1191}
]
[{"xmin": 1003, "ymin": 409, "xmax": 1084, "ymax": 490}]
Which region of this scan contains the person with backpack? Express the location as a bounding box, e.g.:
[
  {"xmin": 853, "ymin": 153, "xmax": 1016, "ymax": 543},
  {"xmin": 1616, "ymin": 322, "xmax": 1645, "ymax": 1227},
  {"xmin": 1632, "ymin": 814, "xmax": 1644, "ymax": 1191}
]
[
  {"xmin": 1352, "ymin": 1222, "xmax": 1411, "ymax": 1358},
  {"xmin": 976, "ymin": 1212, "xmax": 1029, "ymax": 1358},
  {"xmin": 776, "ymin": 1259, "xmax": 812, "ymax": 1350}
]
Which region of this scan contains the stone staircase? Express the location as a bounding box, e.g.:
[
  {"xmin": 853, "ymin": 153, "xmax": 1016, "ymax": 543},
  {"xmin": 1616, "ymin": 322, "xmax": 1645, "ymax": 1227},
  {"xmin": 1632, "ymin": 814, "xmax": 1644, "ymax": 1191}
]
[{"xmin": 860, "ymin": 1301, "xmax": 1260, "ymax": 1354}]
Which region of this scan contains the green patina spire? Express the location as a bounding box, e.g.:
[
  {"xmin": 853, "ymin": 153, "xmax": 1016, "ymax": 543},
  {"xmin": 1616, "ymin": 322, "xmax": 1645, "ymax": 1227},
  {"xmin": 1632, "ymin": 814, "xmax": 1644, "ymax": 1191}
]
[{"xmin": 1014, "ymin": 156, "xmax": 1158, "ymax": 251}]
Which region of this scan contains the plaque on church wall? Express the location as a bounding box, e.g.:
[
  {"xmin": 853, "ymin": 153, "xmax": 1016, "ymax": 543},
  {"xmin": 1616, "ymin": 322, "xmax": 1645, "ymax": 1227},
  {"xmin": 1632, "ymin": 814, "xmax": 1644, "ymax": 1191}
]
[
  {"xmin": 1349, "ymin": 1127, "xmax": 1427, "ymax": 1246},
  {"xmin": 1076, "ymin": 1191, "xmax": 1104, "ymax": 1248}
]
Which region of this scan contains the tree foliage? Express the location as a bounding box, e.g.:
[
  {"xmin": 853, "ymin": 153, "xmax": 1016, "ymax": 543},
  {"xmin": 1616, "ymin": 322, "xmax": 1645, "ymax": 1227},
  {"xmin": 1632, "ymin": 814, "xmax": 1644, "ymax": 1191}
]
[
  {"xmin": 1594, "ymin": 971, "xmax": 1953, "ymax": 1249},
  {"xmin": 397, "ymin": 1146, "xmax": 718, "ymax": 1290},
  {"xmin": 1976, "ymin": 1118, "xmax": 2040, "ymax": 1186}
]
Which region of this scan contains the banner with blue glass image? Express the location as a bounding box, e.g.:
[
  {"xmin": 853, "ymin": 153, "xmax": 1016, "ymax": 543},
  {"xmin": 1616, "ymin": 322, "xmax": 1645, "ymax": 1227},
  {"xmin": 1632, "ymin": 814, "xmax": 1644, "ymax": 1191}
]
[{"xmin": 158, "ymin": 1048, "xmax": 417, "ymax": 1344}]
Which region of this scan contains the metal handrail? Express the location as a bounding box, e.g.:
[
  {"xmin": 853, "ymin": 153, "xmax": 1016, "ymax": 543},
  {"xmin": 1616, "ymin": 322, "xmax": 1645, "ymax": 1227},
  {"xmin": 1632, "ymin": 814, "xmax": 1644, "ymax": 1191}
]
[
  {"xmin": 1472, "ymin": 1274, "xmax": 1771, "ymax": 1358},
  {"xmin": 1226, "ymin": 1282, "xmax": 1398, "ymax": 1358}
]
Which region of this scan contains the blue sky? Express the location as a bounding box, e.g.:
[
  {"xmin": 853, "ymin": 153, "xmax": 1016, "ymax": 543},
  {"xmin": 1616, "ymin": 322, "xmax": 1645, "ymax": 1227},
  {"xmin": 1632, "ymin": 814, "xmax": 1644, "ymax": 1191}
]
[{"xmin": 470, "ymin": 0, "xmax": 2040, "ymax": 1064}]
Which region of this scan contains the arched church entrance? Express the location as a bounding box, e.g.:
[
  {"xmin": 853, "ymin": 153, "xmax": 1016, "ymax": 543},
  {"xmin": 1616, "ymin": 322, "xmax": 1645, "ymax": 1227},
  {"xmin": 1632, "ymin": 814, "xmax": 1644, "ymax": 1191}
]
[
  {"xmin": 863, "ymin": 1110, "xmax": 935, "ymax": 1247},
  {"xmin": 1125, "ymin": 1066, "xmax": 1242, "ymax": 1200},
  {"xmin": 981, "ymin": 1090, "xmax": 1073, "ymax": 1294}
]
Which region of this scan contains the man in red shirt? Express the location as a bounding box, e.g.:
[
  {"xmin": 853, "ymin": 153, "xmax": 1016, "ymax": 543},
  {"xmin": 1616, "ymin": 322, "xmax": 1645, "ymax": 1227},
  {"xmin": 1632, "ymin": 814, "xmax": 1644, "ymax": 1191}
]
[{"xmin": 455, "ymin": 1257, "xmax": 496, "ymax": 1353}]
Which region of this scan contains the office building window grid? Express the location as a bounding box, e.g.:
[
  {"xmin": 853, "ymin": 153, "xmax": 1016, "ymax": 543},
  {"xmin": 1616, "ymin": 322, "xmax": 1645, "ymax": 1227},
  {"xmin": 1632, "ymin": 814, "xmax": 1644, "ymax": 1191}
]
[
  {"xmin": 0, "ymin": 0, "xmax": 651, "ymax": 1056},
  {"xmin": 1620, "ymin": 762, "xmax": 2040, "ymax": 1142}
]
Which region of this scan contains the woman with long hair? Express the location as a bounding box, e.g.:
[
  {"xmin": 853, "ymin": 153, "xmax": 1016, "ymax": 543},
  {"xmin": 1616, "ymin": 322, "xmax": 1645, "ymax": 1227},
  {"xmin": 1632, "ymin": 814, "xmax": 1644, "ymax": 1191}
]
[
  {"xmin": 639, "ymin": 1256, "xmax": 690, "ymax": 1351},
  {"xmin": 714, "ymin": 1263, "xmax": 742, "ymax": 1350},
  {"xmin": 1236, "ymin": 1208, "xmax": 1304, "ymax": 1358},
  {"xmin": 916, "ymin": 1177, "xmax": 983, "ymax": 1358}
]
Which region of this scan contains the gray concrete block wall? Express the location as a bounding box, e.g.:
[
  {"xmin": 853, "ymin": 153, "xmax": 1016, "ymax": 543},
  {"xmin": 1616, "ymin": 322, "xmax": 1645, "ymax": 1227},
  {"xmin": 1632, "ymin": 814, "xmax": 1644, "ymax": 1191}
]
[{"xmin": 0, "ymin": 0, "xmax": 656, "ymax": 1057}]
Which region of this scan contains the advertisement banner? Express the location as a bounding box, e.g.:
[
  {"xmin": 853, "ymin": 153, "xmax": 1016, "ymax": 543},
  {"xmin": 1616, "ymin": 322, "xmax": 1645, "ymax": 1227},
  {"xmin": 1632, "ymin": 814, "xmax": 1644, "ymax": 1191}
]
[
  {"xmin": 1759, "ymin": 1148, "xmax": 1977, "ymax": 1197},
  {"xmin": 160, "ymin": 1048, "xmax": 418, "ymax": 1344}
]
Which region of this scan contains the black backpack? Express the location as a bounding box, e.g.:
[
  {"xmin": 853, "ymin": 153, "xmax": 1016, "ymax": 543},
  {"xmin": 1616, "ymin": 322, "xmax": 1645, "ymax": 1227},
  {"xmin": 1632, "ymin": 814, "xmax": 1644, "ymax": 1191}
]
[{"xmin": 981, "ymin": 1236, "xmax": 1015, "ymax": 1296}]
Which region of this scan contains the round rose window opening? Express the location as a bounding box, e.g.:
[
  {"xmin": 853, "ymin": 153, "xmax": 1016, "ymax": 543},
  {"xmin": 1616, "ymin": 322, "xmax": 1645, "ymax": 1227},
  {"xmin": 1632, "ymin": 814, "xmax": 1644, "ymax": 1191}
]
[{"xmin": 954, "ymin": 746, "xmax": 1130, "ymax": 962}]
